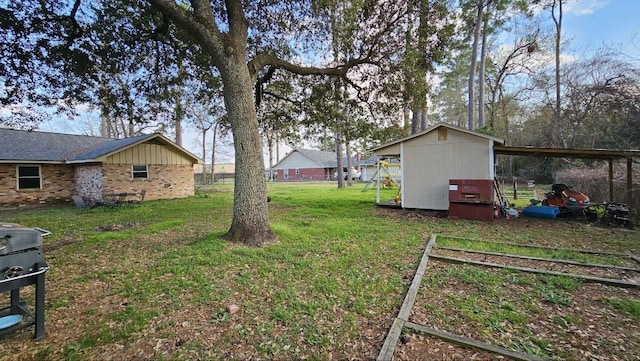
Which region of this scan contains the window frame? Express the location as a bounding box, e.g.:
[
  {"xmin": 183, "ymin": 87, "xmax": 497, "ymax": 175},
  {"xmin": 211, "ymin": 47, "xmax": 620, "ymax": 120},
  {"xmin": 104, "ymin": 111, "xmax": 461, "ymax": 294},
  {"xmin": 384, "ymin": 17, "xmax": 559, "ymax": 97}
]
[
  {"xmin": 131, "ymin": 164, "xmax": 149, "ymax": 179},
  {"xmin": 283, "ymin": 168, "xmax": 289, "ymax": 180},
  {"xmin": 16, "ymin": 165, "xmax": 42, "ymax": 190}
]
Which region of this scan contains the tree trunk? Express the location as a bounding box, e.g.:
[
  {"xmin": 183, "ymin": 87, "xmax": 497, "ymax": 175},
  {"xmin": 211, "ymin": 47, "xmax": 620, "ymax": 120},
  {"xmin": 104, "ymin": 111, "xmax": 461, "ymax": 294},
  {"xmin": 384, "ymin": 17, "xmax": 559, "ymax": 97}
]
[
  {"xmin": 201, "ymin": 128, "xmax": 207, "ymax": 184},
  {"xmin": 221, "ymin": 62, "xmax": 276, "ymax": 247},
  {"xmin": 346, "ymin": 140, "xmax": 353, "ymax": 186},
  {"xmin": 411, "ymin": 111, "xmax": 421, "ymax": 134},
  {"xmin": 478, "ymin": 0, "xmax": 491, "ymax": 129},
  {"xmin": 468, "ymin": 0, "xmax": 484, "ymax": 130},
  {"xmin": 175, "ymin": 92, "xmax": 183, "ymax": 146},
  {"xmin": 552, "ymin": 0, "xmax": 563, "ymax": 147},
  {"xmin": 211, "ymin": 123, "xmax": 217, "ymax": 183},
  {"xmin": 336, "ymin": 130, "xmax": 344, "ymax": 188}
]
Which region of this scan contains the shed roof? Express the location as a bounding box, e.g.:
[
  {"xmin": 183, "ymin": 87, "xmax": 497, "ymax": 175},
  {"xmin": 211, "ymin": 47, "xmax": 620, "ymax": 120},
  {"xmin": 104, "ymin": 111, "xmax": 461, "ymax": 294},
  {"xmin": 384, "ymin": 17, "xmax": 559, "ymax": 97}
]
[
  {"xmin": 370, "ymin": 122, "xmax": 504, "ymax": 154},
  {"xmin": 0, "ymin": 128, "xmax": 201, "ymax": 164}
]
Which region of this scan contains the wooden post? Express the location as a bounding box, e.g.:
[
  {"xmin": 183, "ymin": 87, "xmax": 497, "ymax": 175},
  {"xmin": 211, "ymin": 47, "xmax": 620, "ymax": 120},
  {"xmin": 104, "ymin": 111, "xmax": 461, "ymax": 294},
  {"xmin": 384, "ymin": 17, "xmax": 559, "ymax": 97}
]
[
  {"xmin": 609, "ymin": 159, "xmax": 614, "ymax": 202},
  {"xmin": 513, "ymin": 178, "xmax": 518, "ymax": 200},
  {"xmin": 627, "ymin": 157, "xmax": 633, "ymax": 208}
]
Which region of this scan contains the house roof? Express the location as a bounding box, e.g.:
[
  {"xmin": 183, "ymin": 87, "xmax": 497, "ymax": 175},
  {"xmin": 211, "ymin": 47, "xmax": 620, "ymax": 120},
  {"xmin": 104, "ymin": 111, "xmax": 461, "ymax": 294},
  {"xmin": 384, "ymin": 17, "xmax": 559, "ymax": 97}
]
[
  {"xmin": 296, "ymin": 148, "xmax": 341, "ymax": 167},
  {"xmin": 0, "ymin": 128, "xmax": 201, "ymax": 164},
  {"xmin": 370, "ymin": 122, "xmax": 504, "ymax": 153},
  {"xmin": 269, "ymin": 148, "xmax": 361, "ymax": 170}
]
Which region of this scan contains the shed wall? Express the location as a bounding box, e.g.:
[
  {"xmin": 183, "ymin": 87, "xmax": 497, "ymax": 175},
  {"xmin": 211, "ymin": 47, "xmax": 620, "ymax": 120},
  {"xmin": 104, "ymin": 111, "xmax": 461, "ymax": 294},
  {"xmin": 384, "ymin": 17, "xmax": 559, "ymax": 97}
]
[{"xmin": 403, "ymin": 130, "xmax": 492, "ymax": 210}]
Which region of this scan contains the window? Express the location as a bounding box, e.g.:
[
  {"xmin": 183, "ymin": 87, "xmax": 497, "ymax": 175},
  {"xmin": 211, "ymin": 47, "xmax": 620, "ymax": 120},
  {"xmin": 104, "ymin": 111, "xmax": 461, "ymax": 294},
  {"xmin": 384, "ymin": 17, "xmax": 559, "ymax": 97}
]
[
  {"xmin": 17, "ymin": 165, "xmax": 41, "ymax": 190},
  {"xmin": 283, "ymin": 169, "xmax": 289, "ymax": 180},
  {"xmin": 132, "ymin": 165, "xmax": 148, "ymax": 179}
]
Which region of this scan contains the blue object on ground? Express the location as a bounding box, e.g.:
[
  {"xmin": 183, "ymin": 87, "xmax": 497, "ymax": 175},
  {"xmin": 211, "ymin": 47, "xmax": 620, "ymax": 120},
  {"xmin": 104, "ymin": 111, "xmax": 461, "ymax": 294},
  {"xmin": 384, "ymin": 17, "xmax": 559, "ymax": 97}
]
[
  {"xmin": 0, "ymin": 314, "xmax": 23, "ymax": 329},
  {"xmin": 521, "ymin": 205, "xmax": 560, "ymax": 219}
]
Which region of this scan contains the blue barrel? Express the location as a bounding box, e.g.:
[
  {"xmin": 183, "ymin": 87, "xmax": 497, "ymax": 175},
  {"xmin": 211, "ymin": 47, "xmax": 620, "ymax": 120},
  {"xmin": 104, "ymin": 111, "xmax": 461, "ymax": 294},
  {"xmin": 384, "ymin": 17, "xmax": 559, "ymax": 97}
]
[{"xmin": 521, "ymin": 205, "xmax": 560, "ymax": 219}]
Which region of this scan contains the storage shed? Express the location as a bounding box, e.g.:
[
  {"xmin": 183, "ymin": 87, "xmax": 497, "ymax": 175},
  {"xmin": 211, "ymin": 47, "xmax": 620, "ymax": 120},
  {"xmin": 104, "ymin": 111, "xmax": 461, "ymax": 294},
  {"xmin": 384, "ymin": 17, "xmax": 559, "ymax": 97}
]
[{"xmin": 370, "ymin": 123, "xmax": 503, "ymax": 210}]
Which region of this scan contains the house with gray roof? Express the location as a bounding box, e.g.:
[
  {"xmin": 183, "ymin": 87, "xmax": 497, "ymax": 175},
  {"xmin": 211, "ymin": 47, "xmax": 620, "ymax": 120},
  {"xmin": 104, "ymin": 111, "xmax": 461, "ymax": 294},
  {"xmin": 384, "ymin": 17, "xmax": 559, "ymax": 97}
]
[
  {"xmin": 268, "ymin": 148, "xmax": 361, "ymax": 181},
  {"xmin": 0, "ymin": 129, "xmax": 201, "ymax": 207}
]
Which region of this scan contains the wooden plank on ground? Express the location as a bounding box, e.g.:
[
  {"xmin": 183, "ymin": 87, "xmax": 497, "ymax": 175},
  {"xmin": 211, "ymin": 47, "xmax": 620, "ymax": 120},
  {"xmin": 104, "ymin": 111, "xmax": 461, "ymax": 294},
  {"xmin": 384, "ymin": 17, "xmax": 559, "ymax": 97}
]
[
  {"xmin": 404, "ymin": 322, "xmax": 545, "ymax": 361},
  {"xmin": 431, "ymin": 254, "xmax": 640, "ymax": 288},
  {"xmin": 434, "ymin": 246, "xmax": 640, "ymax": 272},
  {"xmin": 376, "ymin": 234, "xmax": 437, "ymax": 361},
  {"xmin": 439, "ymin": 235, "xmax": 628, "ymax": 256},
  {"xmin": 376, "ymin": 318, "xmax": 404, "ymax": 361},
  {"xmin": 397, "ymin": 234, "xmax": 437, "ymax": 321}
]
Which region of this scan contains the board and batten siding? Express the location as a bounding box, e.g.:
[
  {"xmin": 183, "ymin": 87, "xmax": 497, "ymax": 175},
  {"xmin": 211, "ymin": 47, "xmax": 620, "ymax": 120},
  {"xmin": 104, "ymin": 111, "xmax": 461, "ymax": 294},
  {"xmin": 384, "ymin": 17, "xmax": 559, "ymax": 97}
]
[
  {"xmin": 104, "ymin": 143, "xmax": 193, "ymax": 165},
  {"xmin": 403, "ymin": 129, "xmax": 493, "ymax": 210}
]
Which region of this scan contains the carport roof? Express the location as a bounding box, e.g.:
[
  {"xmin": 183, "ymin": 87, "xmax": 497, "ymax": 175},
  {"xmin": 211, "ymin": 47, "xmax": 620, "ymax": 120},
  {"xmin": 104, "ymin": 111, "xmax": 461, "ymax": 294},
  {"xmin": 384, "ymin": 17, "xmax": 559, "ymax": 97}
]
[{"xmin": 493, "ymin": 145, "xmax": 640, "ymax": 160}]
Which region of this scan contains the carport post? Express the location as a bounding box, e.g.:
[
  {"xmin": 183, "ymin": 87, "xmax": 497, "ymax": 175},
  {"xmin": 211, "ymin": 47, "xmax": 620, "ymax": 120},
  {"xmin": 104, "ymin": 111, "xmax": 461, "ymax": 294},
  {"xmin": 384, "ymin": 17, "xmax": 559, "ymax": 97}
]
[
  {"xmin": 627, "ymin": 157, "xmax": 633, "ymax": 208},
  {"xmin": 609, "ymin": 159, "xmax": 614, "ymax": 202}
]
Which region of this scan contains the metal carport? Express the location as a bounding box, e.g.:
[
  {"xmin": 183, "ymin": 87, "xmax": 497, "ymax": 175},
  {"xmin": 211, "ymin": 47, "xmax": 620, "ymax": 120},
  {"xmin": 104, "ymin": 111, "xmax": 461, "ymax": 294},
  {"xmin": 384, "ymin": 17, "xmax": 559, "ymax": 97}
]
[{"xmin": 493, "ymin": 145, "xmax": 640, "ymax": 209}]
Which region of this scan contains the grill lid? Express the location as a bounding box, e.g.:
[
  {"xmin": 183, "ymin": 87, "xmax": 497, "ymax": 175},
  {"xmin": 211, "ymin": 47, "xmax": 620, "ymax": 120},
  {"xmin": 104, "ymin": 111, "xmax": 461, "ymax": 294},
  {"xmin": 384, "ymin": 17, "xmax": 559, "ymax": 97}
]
[{"xmin": 0, "ymin": 223, "xmax": 49, "ymax": 255}]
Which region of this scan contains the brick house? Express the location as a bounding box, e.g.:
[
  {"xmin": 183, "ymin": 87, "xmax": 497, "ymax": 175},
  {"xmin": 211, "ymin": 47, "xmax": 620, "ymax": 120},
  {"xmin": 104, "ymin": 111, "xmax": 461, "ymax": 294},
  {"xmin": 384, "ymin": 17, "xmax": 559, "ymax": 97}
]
[
  {"xmin": 0, "ymin": 129, "xmax": 202, "ymax": 207},
  {"xmin": 268, "ymin": 148, "xmax": 359, "ymax": 181}
]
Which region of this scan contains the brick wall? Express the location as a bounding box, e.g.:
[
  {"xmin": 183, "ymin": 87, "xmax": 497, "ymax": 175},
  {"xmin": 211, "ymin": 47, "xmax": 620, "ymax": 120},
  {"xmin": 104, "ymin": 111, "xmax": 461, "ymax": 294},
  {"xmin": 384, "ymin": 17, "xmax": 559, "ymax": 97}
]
[
  {"xmin": 0, "ymin": 164, "xmax": 74, "ymax": 206},
  {"xmin": 74, "ymin": 164, "xmax": 104, "ymax": 200},
  {"xmin": 0, "ymin": 163, "xmax": 195, "ymax": 207},
  {"xmin": 277, "ymin": 167, "xmax": 329, "ymax": 181},
  {"xmin": 101, "ymin": 164, "xmax": 195, "ymax": 200}
]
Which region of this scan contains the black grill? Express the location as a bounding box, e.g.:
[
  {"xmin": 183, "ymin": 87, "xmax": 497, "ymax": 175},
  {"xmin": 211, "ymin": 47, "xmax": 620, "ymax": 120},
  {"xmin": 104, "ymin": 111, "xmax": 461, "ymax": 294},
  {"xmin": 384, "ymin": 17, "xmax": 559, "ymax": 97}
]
[{"xmin": 0, "ymin": 223, "xmax": 49, "ymax": 340}]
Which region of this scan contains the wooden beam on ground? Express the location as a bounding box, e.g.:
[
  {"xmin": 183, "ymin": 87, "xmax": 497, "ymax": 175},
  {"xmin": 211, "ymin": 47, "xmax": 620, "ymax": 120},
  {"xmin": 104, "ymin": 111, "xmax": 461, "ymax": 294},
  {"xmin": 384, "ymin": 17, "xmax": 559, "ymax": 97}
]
[
  {"xmin": 404, "ymin": 322, "xmax": 545, "ymax": 361},
  {"xmin": 434, "ymin": 246, "xmax": 640, "ymax": 272},
  {"xmin": 629, "ymin": 254, "xmax": 640, "ymax": 265},
  {"xmin": 430, "ymin": 255, "xmax": 640, "ymax": 288},
  {"xmin": 439, "ymin": 235, "xmax": 628, "ymax": 256},
  {"xmin": 376, "ymin": 318, "xmax": 404, "ymax": 361},
  {"xmin": 377, "ymin": 234, "xmax": 437, "ymax": 361}
]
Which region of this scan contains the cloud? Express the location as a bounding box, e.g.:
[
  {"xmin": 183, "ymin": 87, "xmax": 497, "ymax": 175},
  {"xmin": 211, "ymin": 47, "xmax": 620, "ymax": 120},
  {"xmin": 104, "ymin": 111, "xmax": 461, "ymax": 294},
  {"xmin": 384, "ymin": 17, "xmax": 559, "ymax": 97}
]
[{"xmin": 563, "ymin": 0, "xmax": 609, "ymax": 17}]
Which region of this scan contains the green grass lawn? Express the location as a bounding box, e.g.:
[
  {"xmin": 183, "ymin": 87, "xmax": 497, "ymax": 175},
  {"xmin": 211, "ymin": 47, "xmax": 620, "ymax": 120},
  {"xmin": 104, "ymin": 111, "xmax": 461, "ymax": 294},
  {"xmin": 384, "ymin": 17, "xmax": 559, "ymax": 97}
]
[{"xmin": 1, "ymin": 182, "xmax": 638, "ymax": 360}]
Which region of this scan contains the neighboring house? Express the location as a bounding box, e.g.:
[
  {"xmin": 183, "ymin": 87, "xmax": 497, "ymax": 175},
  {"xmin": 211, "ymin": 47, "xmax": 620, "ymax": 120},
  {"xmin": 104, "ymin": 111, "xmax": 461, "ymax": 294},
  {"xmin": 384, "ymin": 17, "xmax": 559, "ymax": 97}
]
[
  {"xmin": 268, "ymin": 148, "xmax": 360, "ymax": 181},
  {"xmin": 194, "ymin": 163, "xmax": 235, "ymax": 183},
  {"xmin": 370, "ymin": 123, "xmax": 503, "ymax": 210},
  {"xmin": 0, "ymin": 129, "xmax": 202, "ymax": 207}
]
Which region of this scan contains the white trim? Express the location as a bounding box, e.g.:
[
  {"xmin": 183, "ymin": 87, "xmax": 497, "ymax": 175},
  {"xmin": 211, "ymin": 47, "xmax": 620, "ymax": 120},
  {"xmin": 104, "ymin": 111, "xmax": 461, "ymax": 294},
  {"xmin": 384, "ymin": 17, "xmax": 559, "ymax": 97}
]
[
  {"xmin": 16, "ymin": 164, "xmax": 42, "ymax": 190},
  {"xmin": 131, "ymin": 164, "xmax": 149, "ymax": 179},
  {"xmin": 400, "ymin": 143, "xmax": 405, "ymax": 207},
  {"xmin": 489, "ymin": 140, "xmax": 495, "ymax": 179}
]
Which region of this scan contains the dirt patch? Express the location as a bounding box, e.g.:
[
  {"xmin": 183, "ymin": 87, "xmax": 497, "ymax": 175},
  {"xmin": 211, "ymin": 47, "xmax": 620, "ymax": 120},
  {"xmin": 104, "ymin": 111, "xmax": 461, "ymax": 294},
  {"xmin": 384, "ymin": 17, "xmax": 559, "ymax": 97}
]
[
  {"xmin": 96, "ymin": 222, "xmax": 144, "ymax": 232},
  {"xmin": 395, "ymin": 332, "xmax": 507, "ymax": 361}
]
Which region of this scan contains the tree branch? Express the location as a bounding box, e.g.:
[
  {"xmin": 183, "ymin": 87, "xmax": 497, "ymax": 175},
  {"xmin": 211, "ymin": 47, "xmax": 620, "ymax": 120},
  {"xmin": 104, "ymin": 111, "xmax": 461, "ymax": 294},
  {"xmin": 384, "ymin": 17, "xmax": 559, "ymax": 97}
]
[{"xmin": 148, "ymin": 0, "xmax": 226, "ymax": 66}]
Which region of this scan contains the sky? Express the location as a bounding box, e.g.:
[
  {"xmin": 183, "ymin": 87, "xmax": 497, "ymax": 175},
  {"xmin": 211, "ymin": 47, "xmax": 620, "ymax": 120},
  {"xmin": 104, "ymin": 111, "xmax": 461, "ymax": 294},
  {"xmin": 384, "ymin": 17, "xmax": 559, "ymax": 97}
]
[
  {"xmin": 561, "ymin": 0, "xmax": 640, "ymax": 58},
  {"xmin": 34, "ymin": 0, "xmax": 640, "ymax": 164}
]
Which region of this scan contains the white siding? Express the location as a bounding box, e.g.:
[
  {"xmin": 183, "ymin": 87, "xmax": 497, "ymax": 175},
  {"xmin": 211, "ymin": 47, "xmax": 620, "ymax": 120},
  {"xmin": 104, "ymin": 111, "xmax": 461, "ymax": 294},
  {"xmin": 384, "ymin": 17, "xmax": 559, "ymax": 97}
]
[{"xmin": 403, "ymin": 129, "xmax": 492, "ymax": 210}]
